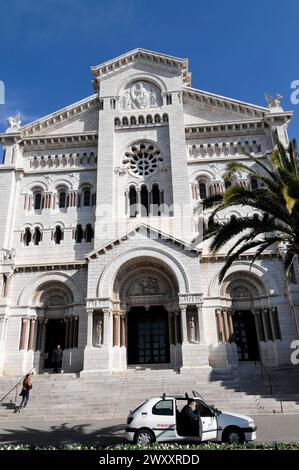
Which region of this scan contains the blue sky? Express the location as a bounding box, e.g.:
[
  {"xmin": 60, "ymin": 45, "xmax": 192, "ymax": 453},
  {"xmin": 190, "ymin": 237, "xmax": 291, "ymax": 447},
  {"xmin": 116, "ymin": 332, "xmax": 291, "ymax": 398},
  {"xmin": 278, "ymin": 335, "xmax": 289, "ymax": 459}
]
[{"xmin": 1, "ymin": 0, "xmax": 299, "ymax": 160}]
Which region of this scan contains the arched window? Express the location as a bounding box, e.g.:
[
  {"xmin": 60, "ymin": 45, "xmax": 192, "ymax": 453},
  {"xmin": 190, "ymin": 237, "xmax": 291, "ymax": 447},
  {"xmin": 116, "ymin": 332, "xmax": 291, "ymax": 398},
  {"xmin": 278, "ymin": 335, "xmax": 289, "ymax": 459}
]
[
  {"xmin": 122, "ymin": 117, "xmax": 128, "ymax": 125},
  {"xmin": 23, "ymin": 227, "xmax": 32, "ymax": 246},
  {"xmin": 140, "ymin": 185, "xmax": 149, "ymax": 216},
  {"xmin": 154, "ymin": 114, "xmax": 161, "ymax": 123},
  {"xmin": 83, "ymin": 189, "xmax": 91, "ymax": 207},
  {"xmin": 251, "ymin": 178, "xmax": 258, "ymax": 191},
  {"xmin": 85, "ymin": 224, "xmax": 94, "ymax": 243},
  {"xmin": 166, "ymin": 94, "xmax": 172, "ymax": 105},
  {"xmin": 199, "ymin": 182, "xmax": 207, "ymax": 200},
  {"xmin": 114, "ymin": 117, "xmax": 121, "ymax": 126},
  {"xmin": 129, "ymin": 186, "xmax": 137, "ymax": 218},
  {"xmin": 34, "ymin": 192, "xmax": 42, "ymax": 210},
  {"xmin": 138, "ymin": 115, "xmax": 145, "ymax": 124},
  {"xmin": 75, "ymin": 224, "xmax": 83, "ymax": 243},
  {"xmin": 33, "ymin": 227, "xmax": 42, "ymax": 246},
  {"xmin": 54, "ymin": 226, "xmax": 63, "ymax": 245},
  {"xmin": 146, "ymin": 115, "xmax": 153, "ymax": 124},
  {"xmin": 59, "ymin": 191, "xmax": 67, "ymax": 208},
  {"xmin": 130, "ymin": 116, "xmax": 137, "ymax": 125},
  {"xmin": 162, "ymin": 113, "xmax": 168, "ymax": 122}
]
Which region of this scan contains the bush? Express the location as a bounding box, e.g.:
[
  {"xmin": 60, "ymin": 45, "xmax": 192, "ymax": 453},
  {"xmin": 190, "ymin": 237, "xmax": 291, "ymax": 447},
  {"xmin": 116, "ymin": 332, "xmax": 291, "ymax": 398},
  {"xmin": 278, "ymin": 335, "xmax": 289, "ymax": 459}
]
[{"xmin": 1, "ymin": 442, "xmax": 299, "ymax": 451}]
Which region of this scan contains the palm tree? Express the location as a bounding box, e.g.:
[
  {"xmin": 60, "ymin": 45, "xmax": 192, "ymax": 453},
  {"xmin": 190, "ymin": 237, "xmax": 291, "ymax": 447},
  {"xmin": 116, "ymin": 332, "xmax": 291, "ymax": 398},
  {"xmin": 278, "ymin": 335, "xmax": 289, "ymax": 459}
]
[{"xmin": 203, "ymin": 139, "xmax": 299, "ymax": 283}]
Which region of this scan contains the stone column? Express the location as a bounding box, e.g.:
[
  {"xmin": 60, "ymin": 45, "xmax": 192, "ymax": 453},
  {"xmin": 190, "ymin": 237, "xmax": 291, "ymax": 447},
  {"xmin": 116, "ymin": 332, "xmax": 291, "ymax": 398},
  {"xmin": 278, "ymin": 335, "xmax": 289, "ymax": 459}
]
[
  {"xmin": 36, "ymin": 319, "xmax": 44, "ymax": 350},
  {"xmin": 69, "ymin": 316, "xmax": 74, "ymax": 348},
  {"xmin": 172, "ymin": 313, "xmax": 177, "ymax": 344},
  {"xmin": 215, "ymin": 308, "xmax": 223, "ymax": 342},
  {"xmin": 3, "ymin": 274, "xmax": 12, "ymax": 298},
  {"xmin": 175, "ymin": 311, "xmax": 181, "ymax": 343},
  {"xmin": 168, "ymin": 312, "xmax": 175, "ymax": 345},
  {"xmin": 86, "ymin": 309, "xmax": 94, "ymax": 347},
  {"xmin": 120, "ymin": 314, "xmax": 126, "ymax": 347},
  {"xmin": 136, "ymin": 188, "xmax": 141, "ymax": 217},
  {"xmin": 103, "ymin": 308, "xmax": 110, "ymax": 346},
  {"xmin": 64, "ymin": 317, "xmax": 70, "ymax": 349},
  {"xmin": 196, "ymin": 304, "xmax": 205, "ymax": 342},
  {"xmin": 180, "ymin": 305, "xmax": 188, "ymax": 343},
  {"xmin": 222, "ymin": 308, "xmax": 230, "ymax": 342},
  {"xmin": 124, "ymin": 191, "xmax": 128, "ymax": 216},
  {"xmin": 73, "ymin": 316, "xmax": 79, "ymax": 348},
  {"xmin": 227, "ymin": 310, "xmax": 234, "ymax": 340},
  {"xmin": 113, "ymin": 314, "xmax": 120, "ymax": 347},
  {"xmin": 261, "ymin": 308, "xmax": 269, "ymax": 342},
  {"xmin": 0, "ymin": 315, "xmax": 7, "ymax": 355},
  {"xmin": 27, "ymin": 318, "xmax": 36, "ymax": 350},
  {"xmin": 19, "ymin": 317, "xmax": 28, "ymax": 350},
  {"xmin": 0, "ymin": 275, "xmax": 4, "ymax": 298}
]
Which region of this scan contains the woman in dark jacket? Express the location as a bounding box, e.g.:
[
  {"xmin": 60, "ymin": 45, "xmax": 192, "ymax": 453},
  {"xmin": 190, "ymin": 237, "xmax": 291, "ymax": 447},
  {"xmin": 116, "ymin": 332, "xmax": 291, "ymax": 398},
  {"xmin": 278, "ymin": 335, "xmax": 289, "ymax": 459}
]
[{"xmin": 18, "ymin": 374, "xmax": 32, "ymax": 411}]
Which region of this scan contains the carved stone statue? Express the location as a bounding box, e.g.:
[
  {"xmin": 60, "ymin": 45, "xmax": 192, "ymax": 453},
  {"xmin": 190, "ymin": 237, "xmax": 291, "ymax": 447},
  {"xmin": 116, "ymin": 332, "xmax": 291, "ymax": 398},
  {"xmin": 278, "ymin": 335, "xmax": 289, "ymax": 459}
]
[
  {"xmin": 1, "ymin": 248, "xmax": 16, "ymax": 261},
  {"xmin": 6, "ymin": 112, "xmax": 21, "ymax": 132},
  {"xmin": 95, "ymin": 319, "xmax": 103, "ymax": 346},
  {"xmin": 149, "ymin": 90, "xmax": 158, "ymax": 107},
  {"xmin": 131, "ymin": 82, "xmax": 150, "ymax": 108},
  {"xmin": 264, "ymin": 93, "xmax": 283, "ymax": 109},
  {"xmin": 120, "ymin": 81, "xmax": 161, "ymax": 110},
  {"xmin": 188, "ymin": 316, "xmax": 196, "ymax": 343},
  {"xmin": 122, "ymin": 90, "xmax": 132, "ymax": 110}
]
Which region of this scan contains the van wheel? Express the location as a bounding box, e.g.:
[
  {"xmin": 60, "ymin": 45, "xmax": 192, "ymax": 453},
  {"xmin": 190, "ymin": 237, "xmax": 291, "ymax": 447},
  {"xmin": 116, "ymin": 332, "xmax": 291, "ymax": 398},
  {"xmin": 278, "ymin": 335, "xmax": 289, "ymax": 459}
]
[
  {"xmin": 134, "ymin": 428, "xmax": 155, "ymax": 445},
  {"xmin": 222, "ymin": 427, "xmax": 244, "ymax": 444}
]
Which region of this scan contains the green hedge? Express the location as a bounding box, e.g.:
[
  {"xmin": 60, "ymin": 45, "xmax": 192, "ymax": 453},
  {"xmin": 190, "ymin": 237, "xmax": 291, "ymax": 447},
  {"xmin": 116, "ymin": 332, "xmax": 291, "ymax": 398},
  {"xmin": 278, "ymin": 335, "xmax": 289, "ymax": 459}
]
[{"xmin": 1, "ymin": 442, "xmax": 299, "ymax": 451}]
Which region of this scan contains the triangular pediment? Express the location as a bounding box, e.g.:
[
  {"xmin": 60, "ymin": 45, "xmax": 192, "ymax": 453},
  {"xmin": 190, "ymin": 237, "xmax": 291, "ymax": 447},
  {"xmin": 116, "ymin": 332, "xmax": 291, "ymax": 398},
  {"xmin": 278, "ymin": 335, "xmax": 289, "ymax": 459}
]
[
  {"xmin": 91, "ymin": 48, "xmax": 191, "ymax": 86},
  {"xmin": 183, "ymin": 86, "xmax": 269, "ymax": 125},
  {"xmin": 18, "ymin": 94, "xmax": 100, "ymax": 138},
  {"xmin": 86, "ymin": 223, "xmax": 200, "ymax": 261}
]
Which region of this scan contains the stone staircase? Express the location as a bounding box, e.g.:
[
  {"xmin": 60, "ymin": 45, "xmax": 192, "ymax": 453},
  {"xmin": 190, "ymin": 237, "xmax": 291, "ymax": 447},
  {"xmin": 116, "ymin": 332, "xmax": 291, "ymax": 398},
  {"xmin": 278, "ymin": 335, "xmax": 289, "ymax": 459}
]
[{"xmin": 0, "ymin": 364, "xmax": 299, "ymax": 422}]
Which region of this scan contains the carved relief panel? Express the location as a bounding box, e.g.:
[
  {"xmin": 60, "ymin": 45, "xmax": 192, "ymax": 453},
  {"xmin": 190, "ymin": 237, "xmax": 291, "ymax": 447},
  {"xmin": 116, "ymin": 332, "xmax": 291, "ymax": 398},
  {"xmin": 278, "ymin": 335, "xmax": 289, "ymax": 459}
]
[{"xmin": 120, "ymin": 81, "xmax": 162, "ymax": 110}]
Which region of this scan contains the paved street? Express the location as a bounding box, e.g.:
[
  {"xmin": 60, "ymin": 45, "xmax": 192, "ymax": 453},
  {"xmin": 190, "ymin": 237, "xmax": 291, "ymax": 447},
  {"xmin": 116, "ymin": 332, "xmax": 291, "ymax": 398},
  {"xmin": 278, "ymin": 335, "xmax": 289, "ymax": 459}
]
[{"xmin": 0, "ymin": 414, "xmax": 299, "ymax": 447}]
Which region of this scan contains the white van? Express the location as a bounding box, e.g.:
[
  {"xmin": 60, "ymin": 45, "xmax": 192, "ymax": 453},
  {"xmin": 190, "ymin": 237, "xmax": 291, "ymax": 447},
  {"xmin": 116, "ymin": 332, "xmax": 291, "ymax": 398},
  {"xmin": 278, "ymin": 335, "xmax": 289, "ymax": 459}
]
[{"xmin": 126, "ymin": 391, "xmax": 257, "ymax": 445}]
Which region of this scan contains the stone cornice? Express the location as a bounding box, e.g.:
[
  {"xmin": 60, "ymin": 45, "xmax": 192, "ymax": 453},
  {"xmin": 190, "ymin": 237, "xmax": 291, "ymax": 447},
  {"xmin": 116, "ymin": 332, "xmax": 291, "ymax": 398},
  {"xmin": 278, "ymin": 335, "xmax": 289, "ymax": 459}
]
[
  {"xmin": 183, "ymin": 87, "xmax": 269, "ymax": 116},
  {"xmin": 91, "ymin": 48, "xmax": 190, "ymax": 83},
  {"xmin": 22, "ymin": 132, "xmax": 98, "ymax": 151},
  {"xmin": 200, "ymin": 252, "xmax": 279, "ymax": 263},
  {"xmin": 14, "ymin": 262, "xmax": 87, "ymax": 273},
  {"xmin": 185, "ymin": 120, "xmax": 268, "ymax": 140}
]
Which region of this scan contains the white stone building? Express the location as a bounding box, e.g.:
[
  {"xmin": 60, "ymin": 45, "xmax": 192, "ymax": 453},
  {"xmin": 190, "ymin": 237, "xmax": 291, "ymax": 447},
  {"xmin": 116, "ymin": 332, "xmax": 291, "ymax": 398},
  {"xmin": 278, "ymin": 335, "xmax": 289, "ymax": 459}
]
[{"xmin": 0, "ymin": 48, "xmax": 298, "ymax": 376}]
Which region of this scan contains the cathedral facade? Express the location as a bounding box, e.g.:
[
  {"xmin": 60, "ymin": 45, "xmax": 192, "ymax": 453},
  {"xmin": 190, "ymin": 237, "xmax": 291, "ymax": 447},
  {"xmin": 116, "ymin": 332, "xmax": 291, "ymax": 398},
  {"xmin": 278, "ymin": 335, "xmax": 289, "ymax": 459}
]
[{"xmin": 0, "ymin": 49, "xmax": 297, "ymax": 376}]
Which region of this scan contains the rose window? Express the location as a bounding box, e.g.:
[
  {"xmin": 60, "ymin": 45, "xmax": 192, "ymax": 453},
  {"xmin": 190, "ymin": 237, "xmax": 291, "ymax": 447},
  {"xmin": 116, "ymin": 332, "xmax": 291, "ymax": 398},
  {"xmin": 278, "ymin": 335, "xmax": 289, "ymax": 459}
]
[{"xmin": 123, "ymin": 142, "xmax": 163, "ymax": 177}]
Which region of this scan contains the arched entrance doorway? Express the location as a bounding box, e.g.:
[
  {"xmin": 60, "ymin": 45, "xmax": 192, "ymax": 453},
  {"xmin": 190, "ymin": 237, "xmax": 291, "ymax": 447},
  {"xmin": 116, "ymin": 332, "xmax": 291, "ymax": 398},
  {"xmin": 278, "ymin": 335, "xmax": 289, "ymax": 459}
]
[
  {"xmin": 127, "ymin": 306, "xmax": 170, "ymax": 365},
  {"xmin": 232, "ymin": 310, "xmax": 259, "ymax": 361},
  {"xmin": 33, "ymin": 282, "xmax": 77, "ymax": 371},
  {"xmin": 113, "ymin": 257, "xmax": 180, "ymax": 368},
  {"xmin": 44, "ymin": 318, "xmax": 66, "ymax": 368}
]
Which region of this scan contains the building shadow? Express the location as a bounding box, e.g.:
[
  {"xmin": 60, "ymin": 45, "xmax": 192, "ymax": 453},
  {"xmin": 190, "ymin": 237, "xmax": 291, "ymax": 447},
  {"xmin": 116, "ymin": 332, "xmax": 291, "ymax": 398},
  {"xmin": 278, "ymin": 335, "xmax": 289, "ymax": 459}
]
[{"xmin": 0, "ymin": 422, "xmax": 126, "ymax": 447}]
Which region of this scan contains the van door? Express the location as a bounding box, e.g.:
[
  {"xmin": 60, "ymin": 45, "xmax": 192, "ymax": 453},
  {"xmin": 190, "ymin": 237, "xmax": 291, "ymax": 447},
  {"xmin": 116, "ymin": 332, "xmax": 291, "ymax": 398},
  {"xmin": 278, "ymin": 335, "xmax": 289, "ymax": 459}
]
[
  {"xmin": 151, "ymin": 399, "xmax": 176, "ymax": 441},
  {"xmin": 197, "ymin": 400, "xmax": 218, "ymax": 441}
]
